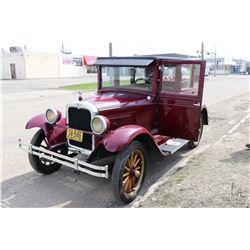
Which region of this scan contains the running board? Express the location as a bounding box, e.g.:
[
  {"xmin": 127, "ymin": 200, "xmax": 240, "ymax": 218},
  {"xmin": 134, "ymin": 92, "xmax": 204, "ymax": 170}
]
[{"xmin": 159, "ymin": 138, "xmax": 189, "ymax": 155}]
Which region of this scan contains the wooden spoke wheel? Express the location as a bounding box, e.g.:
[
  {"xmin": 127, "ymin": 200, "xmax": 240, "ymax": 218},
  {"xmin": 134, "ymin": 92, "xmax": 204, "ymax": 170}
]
[
  {"xmin": 112, "ymin": 141, "xmax": 147, "ymax": 203},
  {"xmin": 122, "ymin": 150, "xmax": 145, "ymax": 194}
]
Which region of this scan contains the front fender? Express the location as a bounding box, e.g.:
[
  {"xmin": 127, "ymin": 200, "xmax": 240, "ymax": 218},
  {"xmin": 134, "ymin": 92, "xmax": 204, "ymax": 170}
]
[
  {"xmin": 26, "ymin": 114, "xmax": 52, "ymax": 135},
  {"xmin": 100, "ymin": 125, "xmax": 154, "ymax": 152},
  {"xmin": 26, "ymin": 114, "xmax": 67, "ymax": 146}
]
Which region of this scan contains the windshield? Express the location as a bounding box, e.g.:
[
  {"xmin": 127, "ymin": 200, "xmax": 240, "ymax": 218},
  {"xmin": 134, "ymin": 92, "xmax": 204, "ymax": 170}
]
[{"xmin": 100, "ymin": 66, "xmax": 153, "ymax": 91}]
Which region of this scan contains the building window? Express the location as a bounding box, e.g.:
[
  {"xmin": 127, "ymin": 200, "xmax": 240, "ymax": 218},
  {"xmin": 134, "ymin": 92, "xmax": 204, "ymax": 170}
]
[
  {"xmin": 87, "ymin": 65, "xmax": 97, "ymax": 73},
  {"xmin": 73, "ymin": 57, "xmax": 83, "ymax": 66}
]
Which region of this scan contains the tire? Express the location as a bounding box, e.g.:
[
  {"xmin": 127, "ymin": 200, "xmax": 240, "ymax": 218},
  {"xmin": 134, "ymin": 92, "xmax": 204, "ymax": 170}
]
[
  {"xmin": 112, "ymin": 141, "xmax": 147, "ymax": 203},
  {"xmin": 28, "ymin": 129, "xmax": 67, "ymax": 175},
  {"xmin": 188, "ymin": 116, "xmax": 203, "ymax": 149}
]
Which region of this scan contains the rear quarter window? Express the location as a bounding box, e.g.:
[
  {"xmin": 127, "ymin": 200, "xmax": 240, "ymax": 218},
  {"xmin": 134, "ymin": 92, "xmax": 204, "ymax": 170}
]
[{"xmin": 162, "ymin": 64, "xmax": 201, "ymax": 95}]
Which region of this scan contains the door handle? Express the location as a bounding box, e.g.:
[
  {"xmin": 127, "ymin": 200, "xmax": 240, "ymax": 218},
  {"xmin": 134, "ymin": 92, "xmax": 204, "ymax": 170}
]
[{"xmin": 193, "ymin": 102, "xmax": 200, "ymax": 107}]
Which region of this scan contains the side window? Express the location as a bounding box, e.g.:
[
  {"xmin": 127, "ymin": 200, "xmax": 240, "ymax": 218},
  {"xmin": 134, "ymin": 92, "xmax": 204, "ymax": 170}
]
[{"xmin": 162, "ymin": 64, "xmax": 200, "ymax": 95}]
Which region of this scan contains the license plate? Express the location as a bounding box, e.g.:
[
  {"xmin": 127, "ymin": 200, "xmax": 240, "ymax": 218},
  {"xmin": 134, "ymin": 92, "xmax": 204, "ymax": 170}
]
[{"xmin": 66, "ymin": 128, "xmax": 83, "ymax": 142}]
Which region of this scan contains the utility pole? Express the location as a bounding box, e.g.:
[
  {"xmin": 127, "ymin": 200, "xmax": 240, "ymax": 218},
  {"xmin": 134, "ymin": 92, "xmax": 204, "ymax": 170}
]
[
  {"xmin": 201, "ymin": 42, "xmax": 204, "ymax": 60},
  {"xmin": 108, "ymin": 42, "xmax": 113, "ymax": 81},
  {"xmin": 197, "ymin": 42, "xmax": 217, "ymax": 77},
  {"xmin": 109, "ymin": 42, "xmax": 112, "ymax": 57},
  {"xmin": 214, "ymin": 46, "xmax": 217, "ymax": 77},
  {"xmin": 197, "ymin": 42, "xmax": 204, "ymax": 59}
]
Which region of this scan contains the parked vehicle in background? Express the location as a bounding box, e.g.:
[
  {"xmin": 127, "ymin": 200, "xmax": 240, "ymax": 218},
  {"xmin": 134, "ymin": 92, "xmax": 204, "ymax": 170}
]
[
  {"xmin": 19, "ymin": 56, "xmax": 208, "ymax": 203},
  {"xmin": 239, "ymin": 64, "xmax": 248, "ymax": 74}
]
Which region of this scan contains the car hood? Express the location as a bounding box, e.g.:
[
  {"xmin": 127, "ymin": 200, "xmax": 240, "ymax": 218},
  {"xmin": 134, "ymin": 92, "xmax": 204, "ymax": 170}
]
[{"xmin": 85, "ymin": 91, "xmax": 150, "ymax": 112}]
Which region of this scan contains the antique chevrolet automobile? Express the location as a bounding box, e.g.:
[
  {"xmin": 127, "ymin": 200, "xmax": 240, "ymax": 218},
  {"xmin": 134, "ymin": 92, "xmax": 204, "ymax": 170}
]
[{"xmin": 19, "ymin": 56, "xmax": 208, "ymax": 203}]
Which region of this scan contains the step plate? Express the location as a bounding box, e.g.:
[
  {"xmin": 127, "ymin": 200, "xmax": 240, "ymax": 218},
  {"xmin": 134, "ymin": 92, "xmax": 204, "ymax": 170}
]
[{"xmin": 159, "ymin": 138, "xmax": 189, "ymax": 155}]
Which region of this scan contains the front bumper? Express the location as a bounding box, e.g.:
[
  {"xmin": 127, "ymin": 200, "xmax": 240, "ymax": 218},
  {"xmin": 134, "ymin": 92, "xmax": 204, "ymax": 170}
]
[{"xmin": 18, "ymin": 139, "xmax": 109, "ymax": 179}]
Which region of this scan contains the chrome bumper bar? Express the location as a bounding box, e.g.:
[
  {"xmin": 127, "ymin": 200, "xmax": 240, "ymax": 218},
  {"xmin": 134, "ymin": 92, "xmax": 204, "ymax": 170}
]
[{"xmin": 18, "ymin": 139, "xmax": 109, "ymax": 179}]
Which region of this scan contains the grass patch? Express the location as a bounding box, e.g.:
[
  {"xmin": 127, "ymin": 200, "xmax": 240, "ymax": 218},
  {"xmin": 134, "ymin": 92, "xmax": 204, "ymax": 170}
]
[
  {"xmin": 60, "ymin": 82, "xmax": 97, "ymax": 91},
  {"xmin": 59, "ymin": 79, "xmax": 149, "ymax": 91}
]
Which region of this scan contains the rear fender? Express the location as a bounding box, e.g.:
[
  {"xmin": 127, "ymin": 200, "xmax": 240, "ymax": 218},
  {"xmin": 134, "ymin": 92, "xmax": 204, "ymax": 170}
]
[
  {"xmin": 100, "ymin": 125, "xmax": 159, "ymax": 153},
  {"xmin": 25, "ymin": 114, "xmax": 67, "ymax": 146},
  {"xmin": 201, "ymin": 105, "xmax": 208, "ymax": 125}
]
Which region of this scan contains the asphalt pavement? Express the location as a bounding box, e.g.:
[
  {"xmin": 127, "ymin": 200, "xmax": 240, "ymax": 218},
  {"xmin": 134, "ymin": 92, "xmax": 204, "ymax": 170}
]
[
  {"xmin": 1, "ymin": 75, "xmax": 249, "ymax": 207},
  {"xmin": 131, "ymin": 92, "xmax": 250, "ymax": 207}
]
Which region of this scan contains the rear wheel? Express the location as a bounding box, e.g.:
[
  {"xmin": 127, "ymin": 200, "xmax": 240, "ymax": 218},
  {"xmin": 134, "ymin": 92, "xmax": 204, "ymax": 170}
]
[
  {"xmin": 188, "ymin": 116, "xmax": 203, "ymax": 149},
  {"xmin": 112, "ymin": 141, "xmax": 147, "ymax": 203},
  {"xmin": 28, "ymin": 129, "xmax": 68, "ymax": 174}
]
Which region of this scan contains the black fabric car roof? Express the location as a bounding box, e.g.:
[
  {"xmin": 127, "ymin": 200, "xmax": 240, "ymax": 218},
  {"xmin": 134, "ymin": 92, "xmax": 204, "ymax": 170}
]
[
  {"xmin": 95, "ymin": 57, "xmax": 154, "ymax": 66},
  {"xmin": 95, "ymin": 56, "xmax": 203, "ymax": 66}
]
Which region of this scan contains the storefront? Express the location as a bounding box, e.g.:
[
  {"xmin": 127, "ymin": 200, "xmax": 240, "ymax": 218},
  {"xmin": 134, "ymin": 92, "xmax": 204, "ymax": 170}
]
[
  {"xmin": 2, "ymin": 51, "xmax": 98, "ymax": 79},
  {"xmin": 83, "ymin": 56, "xmax": 97, "ymax": 73},
  {"xmin": 58, "ymin": 54, "xmax": 97, "ymax": 77}
]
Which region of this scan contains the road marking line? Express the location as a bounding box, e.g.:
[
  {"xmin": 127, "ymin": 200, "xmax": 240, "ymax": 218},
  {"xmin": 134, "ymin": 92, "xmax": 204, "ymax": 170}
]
[
  {"xmin": 52, "ymin": 201, "xmax": 72, "ymax": 208},
  {"xmin": 214, "ymin": 114, "xmax": 250, "ymax": 146},
  {"xmin": 228, "ymin": 114, "xmax": 250, "ymax": 134}
]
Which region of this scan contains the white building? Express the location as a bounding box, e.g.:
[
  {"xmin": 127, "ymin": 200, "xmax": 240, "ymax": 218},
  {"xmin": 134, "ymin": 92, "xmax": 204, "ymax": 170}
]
[
  {"xmin": 204, "ymin": 56, "xmax": 250, "ymax": 75},
  {"xmin": 1, "ymin": 51, "xmax": 97, "ymax": 80},
  {"xmin": 2, "ymin": 52, "xmax": 26, "ymax": 79},
  {"xmin": 25, "ymin": 52, "xmax": 60, "ymax": 79}
]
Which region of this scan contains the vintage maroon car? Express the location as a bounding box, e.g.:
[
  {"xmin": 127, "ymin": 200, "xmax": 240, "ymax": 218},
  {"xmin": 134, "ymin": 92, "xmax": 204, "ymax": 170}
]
[{"xmin": 19, "ymin": 56, "xmax": 208, "ymax": 203}]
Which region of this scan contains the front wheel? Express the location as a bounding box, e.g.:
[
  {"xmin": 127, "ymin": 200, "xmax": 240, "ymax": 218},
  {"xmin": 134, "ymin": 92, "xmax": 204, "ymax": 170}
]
[
  {"xmin": 28, "ymin": 129, "xmax": 68, "ymax": 175},
  {"xmin": 188, "ymin": 116, "xmax": 203, "ymax": 149},
  {"xmin": 112, "ymin": 141, "xmax": 147, "ymax": 203}
]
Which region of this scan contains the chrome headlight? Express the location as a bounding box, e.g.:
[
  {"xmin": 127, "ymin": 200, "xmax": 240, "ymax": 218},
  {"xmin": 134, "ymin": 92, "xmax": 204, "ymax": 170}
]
[
  {"xmin": 91, "ymin": 115, "xmax": 109, "ymax": 135},
  {"xmin": 45, "ymin": 108, "xmax": 61, "ymax": 124}
]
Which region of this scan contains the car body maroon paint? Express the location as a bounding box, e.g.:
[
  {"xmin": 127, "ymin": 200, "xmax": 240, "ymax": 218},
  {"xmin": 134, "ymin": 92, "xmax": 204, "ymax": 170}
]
[
  {"xmin": 22, "ymin": 56, "xmax": 208, "ymax": 203},
  {"xmin": 100, "ymin": 125, "xmax": 155, "ymax": 152},
  {"xmin": 25, "ymin": 114, "xmax": 51, "ymax": 133},
  {"xmin": 26, "ymin": 114, "xmax": 67, "ymax": 146},
  {"xmin": 157, "ymin": 60, "xmax": 206, "ymax": 141},
  {"xmin": 86, "ymin": 91, "xmax": 155, "ymax": 132},
  {"xmin": 25, "ymin": 56, "xmax": 208, "ymax": 154},
  {"xmin": 25, "ymin": 56, "xmax": 208, "ymax": 155}
]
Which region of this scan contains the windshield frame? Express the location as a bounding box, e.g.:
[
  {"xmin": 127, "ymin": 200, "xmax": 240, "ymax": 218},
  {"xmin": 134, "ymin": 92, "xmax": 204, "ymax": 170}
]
[{"xmin": 97, "ymin": 63, "xmax": 157, "ymax": 95}]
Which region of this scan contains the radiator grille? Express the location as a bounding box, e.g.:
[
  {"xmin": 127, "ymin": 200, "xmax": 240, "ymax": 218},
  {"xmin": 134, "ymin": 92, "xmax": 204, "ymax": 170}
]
[{"xmin": 68, "ymin": 107, "xmax": 93, "ymax": 150}]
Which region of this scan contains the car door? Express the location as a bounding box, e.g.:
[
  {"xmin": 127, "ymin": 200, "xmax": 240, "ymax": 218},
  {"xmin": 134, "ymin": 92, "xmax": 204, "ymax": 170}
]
[{"xmin": 158, "ymin": 60, "xmax": 205, "ymax": 141}]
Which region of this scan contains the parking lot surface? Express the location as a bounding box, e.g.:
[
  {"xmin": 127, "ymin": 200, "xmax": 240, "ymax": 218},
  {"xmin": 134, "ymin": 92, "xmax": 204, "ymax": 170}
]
[
  {"xmin": 132, "ymin": 92, "xmax": 249, "ymax": 207},
  {"xmin": 1, "ymin": 75, "xmax": 249, "ymax": 207}
]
